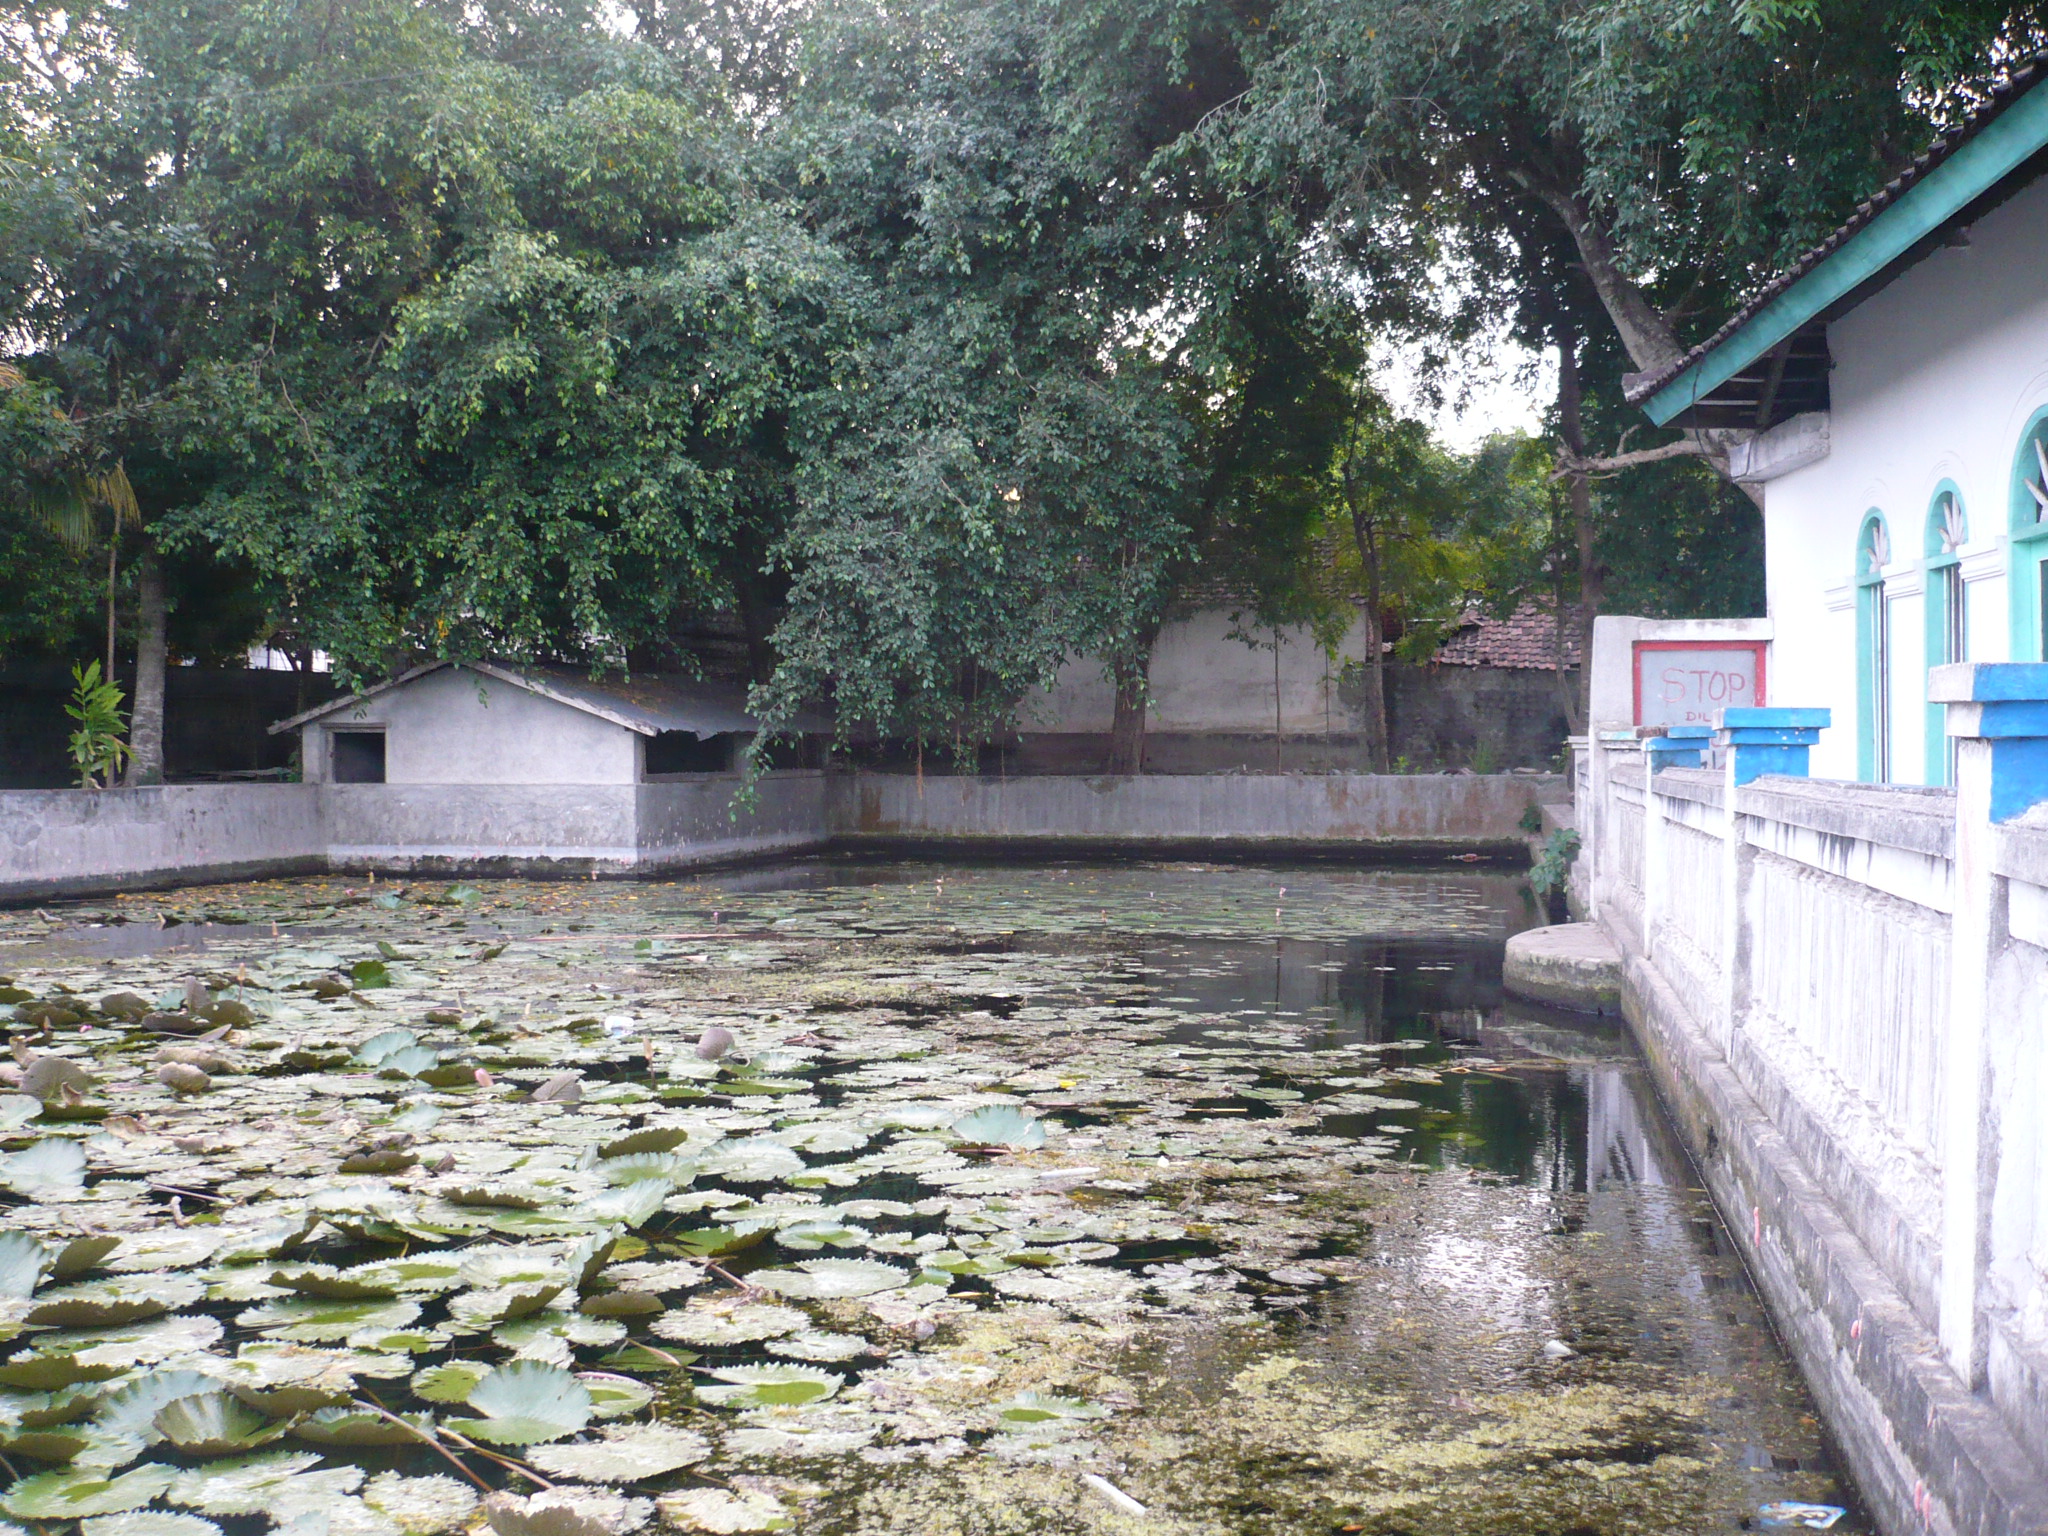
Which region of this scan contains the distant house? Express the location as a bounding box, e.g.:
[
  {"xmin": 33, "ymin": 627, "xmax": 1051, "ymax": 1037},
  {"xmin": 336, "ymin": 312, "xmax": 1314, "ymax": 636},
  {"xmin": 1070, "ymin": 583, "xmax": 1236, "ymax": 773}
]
[
  {"xmin": 272, "ymin": 661, "xmax": 788, "ymax": 784},
  {"xmin": 1624, "ymin": 55, "xmax": 2048, "ymax": 783}
]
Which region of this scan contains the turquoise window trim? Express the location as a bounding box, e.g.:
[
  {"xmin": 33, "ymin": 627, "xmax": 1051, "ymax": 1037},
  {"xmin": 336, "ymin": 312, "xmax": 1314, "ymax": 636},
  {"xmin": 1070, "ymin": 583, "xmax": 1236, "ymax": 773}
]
[
  {"xmin": 1924, "ymin": 483, "xmax": 1967, "ymax": 785},
  {"xmin": 1856, "ymin": 510, "xmax": 1891, "ymax": 783},
  {"xmin": 2009, "ymin": 409, "xmax": 2048, "ymax": 662}
]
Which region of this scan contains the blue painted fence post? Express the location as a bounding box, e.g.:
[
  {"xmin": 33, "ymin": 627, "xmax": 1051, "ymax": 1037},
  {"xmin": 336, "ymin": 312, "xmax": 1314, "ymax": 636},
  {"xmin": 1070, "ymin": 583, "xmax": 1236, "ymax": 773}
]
[
  {"xmin": 1714, "ymin": 707, "xmax": 1832, "ymax": 785},
  {"xmin": 1928, "ymin": 661, "xmax": 2048, "ymax": 1383},
  {"xmin": 1643, "ymin": 724, "xmax": 1714, "ymax": 772},
  {"xmin": 1711, "ymin": 707, "xmax": 1831, "ymax": 1048}
]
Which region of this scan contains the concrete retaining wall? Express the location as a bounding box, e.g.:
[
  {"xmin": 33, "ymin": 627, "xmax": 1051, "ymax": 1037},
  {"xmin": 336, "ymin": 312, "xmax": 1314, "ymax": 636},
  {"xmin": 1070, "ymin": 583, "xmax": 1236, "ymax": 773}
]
[
  {"xmin": 831, "ymin": 772, "xmax": 1561, "ymax": 854},
  {"xmin": 0, "ymin": 770, "xmax": 1562, "ymax": 901},
  {"xmin": 0, "ymin": 784, "xmax": 327, "ymax": 902}
]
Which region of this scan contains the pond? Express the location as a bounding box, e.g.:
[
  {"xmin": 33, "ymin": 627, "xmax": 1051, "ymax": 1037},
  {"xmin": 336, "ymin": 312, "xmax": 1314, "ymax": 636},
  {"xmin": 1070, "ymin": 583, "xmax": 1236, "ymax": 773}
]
[{"xmin": 0, "ymin": 861, "xmax": 1863, "ymax": 1535}]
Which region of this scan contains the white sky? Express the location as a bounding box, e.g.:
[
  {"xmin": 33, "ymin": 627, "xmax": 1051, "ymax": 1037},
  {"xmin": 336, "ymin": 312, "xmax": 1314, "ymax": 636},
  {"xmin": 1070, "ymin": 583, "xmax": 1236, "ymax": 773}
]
[{"xmin": 1371, "ymin": 330, "xmax": 1556, "ymax": 453}]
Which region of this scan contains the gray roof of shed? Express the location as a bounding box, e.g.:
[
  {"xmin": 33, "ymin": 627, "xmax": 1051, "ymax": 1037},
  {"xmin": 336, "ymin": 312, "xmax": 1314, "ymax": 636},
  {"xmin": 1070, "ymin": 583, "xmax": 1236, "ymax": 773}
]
[{"xmin": 269, "ymin": 660, "xmax": 824, "ymax": 737}]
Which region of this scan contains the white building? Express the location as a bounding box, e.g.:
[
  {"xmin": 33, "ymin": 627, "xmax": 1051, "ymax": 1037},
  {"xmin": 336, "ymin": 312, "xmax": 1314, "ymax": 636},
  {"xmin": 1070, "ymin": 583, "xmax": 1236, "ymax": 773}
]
[
  {"xmin": 274, "ymin": 660, "xmax": 775, "ymax": 784},
  {"xmin": 1626, "ymin": 59, "xmax": 2048, "ymax": 782}
]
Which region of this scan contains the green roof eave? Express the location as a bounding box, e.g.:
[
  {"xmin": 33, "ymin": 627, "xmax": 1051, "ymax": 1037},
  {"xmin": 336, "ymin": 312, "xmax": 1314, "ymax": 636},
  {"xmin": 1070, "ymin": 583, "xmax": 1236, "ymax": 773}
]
[{"xmin": 1643, "ymin": 82, "xmax": 2048, "ymax": 427}]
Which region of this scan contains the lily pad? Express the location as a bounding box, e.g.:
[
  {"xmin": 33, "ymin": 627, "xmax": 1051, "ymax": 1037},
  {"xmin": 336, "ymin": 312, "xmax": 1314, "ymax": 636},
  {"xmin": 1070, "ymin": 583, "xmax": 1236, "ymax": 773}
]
[
  {"xmin": 410, "ymin": 1361, "xmax": 490, "ymax": 1403},
  {"xmin": 0, "ymin": 1231, "xmax": 52, "ymax": 1298},
  {"xmin": 444, "ymin": 1360, "xmax": 592, "ymax": 1445},
  {"xmin": 694, "ymin": 1363, "xmax": 841, "ymax": 1408},
  {"xmin": 949, "ymin": 1104, "xmax": 1047, "ymax": 1150},
  {"xmin": 239, "ymin": 1297, "xmax": 422, "ymax": 1342},
  {"xmin": 0, "ymin": 1138, "xmax": 88, "ymax": 1199},
  {"xmin": 651, "ymin": 1302, "xmax": 806, "ymax": 1346},
  {"xmin": 749, "ymin": 1258, "xmax": 910, "ymax": 1300},
  {"xmin": 576, "ymin": 1372, "xmax": 655, "ymax": 1419},
  {"xmin": 97, "ymin": 1369, "xmax": 233, "ymax": 1443},
  {"xmin": 526, "ymin": 1422, "xmax": 711, "ymax": 1482},
  {"xmin": 152, "ymin": 1391, "xmax": 291, "ymax": 1455},
  {"xmin": 993, "ymin": 1390, "xmax": 1110, "ymax": 1431},
  {"xmin": 164, "ymin": 1448, "xmax": 364, "ymax": 1514},
  {"xmin": 27, "ymin": 1275, "xmax": 204, "ymax": 1327},
  {"xmin": 0, "ymin": 1463, "xmax": 176, "ymax": 1518},
  {"xmin": 80, "ymin": 1514, "xmax": 223, "ymax": 1536},
  {"xmin": 481, "ymin": 1488, "xmax": 654, "ymax": 1536},
  {"xmin": 293, "ymin": 1406, "xmax": 435, "ymax": 1446},
  {"xmin": 654, "ymin": 1488, "xmax": 792, "ymax": 1533},
  {"xmin": 361, "ymin": 1471, "xmax": 479, "ymax": 1534}
]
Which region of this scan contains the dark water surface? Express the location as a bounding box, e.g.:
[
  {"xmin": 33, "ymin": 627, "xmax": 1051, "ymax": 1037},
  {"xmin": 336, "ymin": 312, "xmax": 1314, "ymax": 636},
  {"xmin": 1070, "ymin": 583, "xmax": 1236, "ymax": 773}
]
[{"xmin": 4, "ymin": 860, "xmax": 1862, "ymax": 1535}]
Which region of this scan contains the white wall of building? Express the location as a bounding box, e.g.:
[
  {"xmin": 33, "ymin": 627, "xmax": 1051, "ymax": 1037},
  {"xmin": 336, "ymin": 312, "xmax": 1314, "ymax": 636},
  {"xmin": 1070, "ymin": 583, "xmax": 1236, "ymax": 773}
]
[
  {"xmin": 307, "ymin": 667, "xmax": 638, "ymax": 785},
  {"xmin": 1022, "ymin": 608, "xmax": 1368, "ymax": 734},
  {"xmin": 1762, "ymin": 175, "xmax": 2048, "ymax": 782}
]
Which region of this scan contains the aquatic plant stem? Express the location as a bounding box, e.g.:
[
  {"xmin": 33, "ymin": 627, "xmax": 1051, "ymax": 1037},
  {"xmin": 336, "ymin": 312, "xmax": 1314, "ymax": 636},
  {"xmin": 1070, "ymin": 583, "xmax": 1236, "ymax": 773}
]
[{"xmin": 348, "ymin": 1399, "xmax": 493, "ymax": 1493}]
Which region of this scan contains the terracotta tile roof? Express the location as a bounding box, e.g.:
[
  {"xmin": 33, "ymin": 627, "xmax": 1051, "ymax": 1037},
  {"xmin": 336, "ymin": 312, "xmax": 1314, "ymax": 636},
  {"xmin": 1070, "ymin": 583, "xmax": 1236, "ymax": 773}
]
[
  {"xmin": 1432, "ymin": 604, "xmax": 1582, "ymax": 670},
  {"xmin": 1624, "ymin": 50, "xmax": 2048, "ymax": 407}
]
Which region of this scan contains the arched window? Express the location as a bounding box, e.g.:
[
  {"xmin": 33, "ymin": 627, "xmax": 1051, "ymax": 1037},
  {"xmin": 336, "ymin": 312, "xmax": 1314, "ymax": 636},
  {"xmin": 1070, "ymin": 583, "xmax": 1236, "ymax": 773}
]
[
  {"xmin": 1857, "ymin": 512, "xmax": 1892, "ymax": 783},
  {"xmin": 1924, "ymin": 487, "xmax": 1967, "ymax": 785},
  {"xmin": 2009, "ymin": 411, "xmax": 2048, "ymax": 661}
]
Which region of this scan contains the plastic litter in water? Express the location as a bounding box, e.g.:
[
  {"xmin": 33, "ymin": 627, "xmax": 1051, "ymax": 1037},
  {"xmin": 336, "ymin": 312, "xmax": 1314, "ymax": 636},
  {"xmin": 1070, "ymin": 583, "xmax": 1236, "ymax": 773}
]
[{"xmin": 1756, "ymin": 1503, "xmax": 1846, "ymax": 1530}]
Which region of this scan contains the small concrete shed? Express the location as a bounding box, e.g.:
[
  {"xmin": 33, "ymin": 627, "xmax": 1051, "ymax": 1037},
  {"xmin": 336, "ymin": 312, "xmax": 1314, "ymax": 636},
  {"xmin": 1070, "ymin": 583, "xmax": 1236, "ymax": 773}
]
[
  {"xmin": 271, "ymin": 660, "xmax": 781, "ymax": 784},
  {"xmin": 266, "ymin": 661, "xmax": 831, "ymax": 875}
]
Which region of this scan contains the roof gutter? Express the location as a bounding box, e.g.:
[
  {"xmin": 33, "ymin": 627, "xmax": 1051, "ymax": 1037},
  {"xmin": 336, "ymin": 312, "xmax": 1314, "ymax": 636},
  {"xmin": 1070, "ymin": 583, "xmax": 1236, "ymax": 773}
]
[{"xmin": 1643, "ymin": 80, "xmax": 2048, "ymax": 427}]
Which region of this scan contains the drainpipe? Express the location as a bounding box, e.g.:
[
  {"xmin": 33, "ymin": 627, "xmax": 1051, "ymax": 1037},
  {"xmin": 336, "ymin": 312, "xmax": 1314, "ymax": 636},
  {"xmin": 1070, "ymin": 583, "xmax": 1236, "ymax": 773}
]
[
  {"xmin": 1715, "ymin": 708, "xmax": 1831, "ymax": 1051},
  {"xmin": 1928, "ymin": 660, "xmax": 2048, "ymax": 1386}
]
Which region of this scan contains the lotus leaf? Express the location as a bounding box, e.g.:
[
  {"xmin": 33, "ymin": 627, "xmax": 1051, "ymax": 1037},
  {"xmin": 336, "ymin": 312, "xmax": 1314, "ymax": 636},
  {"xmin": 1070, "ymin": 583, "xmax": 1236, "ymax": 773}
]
[
  {"xmin": 0, "ymin": 1463, "xmax": 175, "ymax": 1518},
  {"xmin": 28, "ymin": 1275, "xmax": 204, "ymax": 1327},
  {"xmin": 596, "ymin": 1152, "xmax": 687, "ymax": 1186},
  {"xmin": 693, "ymin": 1363, "xmax": 841, "ymax": 1408},
  {"xmin": 446, "ymin": 1282, "xmax": 563, "ymax": 1325},
  {"xmin": 79, "ymin": 1513, "xmax": 223, "ymax": 1536},
  {"xmin": 749, "ymin": 1259, "xmax": 910, "ymax": 1300},
  {"xmin": 164, "ymin": 1448, "xmax": 364, "ymax": 1514},
  {"xmin": 361, "ymin": 1471, "xmax": 478, "ymax": 1534},
  {"xmin": 651, "ymin": 1302, "xmax": 805, "ymax": 1346},
  {"xmin": 221, "ymin": 1343, "xmax": 409, "ymax": 1414},
  {"xmin": 654, "ymin": 1488, "xmax": 791, "ymax": 1534},
  {"xmin": 1, "ymin": 1381, "xmax": 103, "ymax": 1429},
  {"xmin": 574, "ymin": 1183, "xmax": 667, "ymax": 1227},
  {"xmin": 444, "ymin": 1360, "xmax": 591, "ymax": 1445},
  {"xmin": 389, "ymin": 1103, "xmax": 444, "ymax": 1133},
  {"xmin": 97, "ymin": 1369, "xmax": 232, "ymax": 1443},
  {"xmin": 378, "ymin": 1046, "xmax": 443, "ymax": 1079},
  {"xmin": 350, "ymin": 961, "xmax": 392, "ymax": 991},
  {"xmin": 495, "ymin": 1312, "xmax": 626, "ymax": 1362},
  {"xmin": 774, "ymin": 1219, "xmax": 869, "ymax": 1251},
  {"xmin": 0, "ymin": 1138, "xmax": 88, "ymax": 1199},
  {"xmin": 293, "ymin": 1406, "xmax": 435, "ymax": 1446},
  {"xmin": 0, "ymin": 1093, "xmax": 41, "ymax": 1128},
  {"xmin": 596, "ymin": 1127, "xmax": 695, "ymax": 1160},
  {"xmin": 576, "ymin": 1290, "xmax": 662, "ymax": 1319},
  {"xmin": 767, "ymin": 1330, "xmax": 872, "ymax": 1362},
  {"xmin": 693, "ymin": 1136, "xmax": 804, "ymax": 1183},
  {"xmin": 480, "ymin": 1488, "xmax": 654, "ymax": 1536},
  {"xmin": 240, "ymin": 1297, "xmax": 423, "ymax": 1342},
  {"xmin": 948, "ymin": 1104, "xmax": 1047, "ymax": 1150},
  {"xmin": 575, "ymin": 1372, "xmax": 654, "ymax": 1419},
  {"xmin": 0, "ymin": 1232, "xmax": 51, "ymax": 1298},
  {"xmin": 0, "ymin": 1422, "xmax": 98, "ymax": 1462},
  {"xmin": 526, "ymin": 1422, "xmax": 711, "ymax": 1482},
  {"xmin": 993, "ymin": 1391, "xmax": 1110, "ymax": 1430},
  {"xmin": 666, "ymin": 1224, "xmax": 768, "ymax": 1260},
  {"xmin": 0, "ymin": 1350, "xmax": 127, "ymax": 1391},
  {"xmin": 152, "ymin": 1390, "xmax": 290, "ymax": 1455}
]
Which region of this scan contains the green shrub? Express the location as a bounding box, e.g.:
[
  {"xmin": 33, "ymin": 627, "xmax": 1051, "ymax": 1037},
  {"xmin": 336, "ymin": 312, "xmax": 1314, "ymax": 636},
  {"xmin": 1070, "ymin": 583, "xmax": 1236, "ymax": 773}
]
[
  {"xmin": 1530, "ymin": 828, "xmax": 1581, "ymax": 899},
  {"xmin": 65, "ymin": 660, "xmax": 130, "ymax": 789}
]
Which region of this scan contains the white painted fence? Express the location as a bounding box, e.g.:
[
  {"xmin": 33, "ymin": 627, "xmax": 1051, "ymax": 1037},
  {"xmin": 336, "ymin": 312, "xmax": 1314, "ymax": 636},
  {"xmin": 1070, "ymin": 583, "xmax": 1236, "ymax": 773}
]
[{"xmin": 1570, "ymin": 670, "xmax": 2048, "ymax": 1536}]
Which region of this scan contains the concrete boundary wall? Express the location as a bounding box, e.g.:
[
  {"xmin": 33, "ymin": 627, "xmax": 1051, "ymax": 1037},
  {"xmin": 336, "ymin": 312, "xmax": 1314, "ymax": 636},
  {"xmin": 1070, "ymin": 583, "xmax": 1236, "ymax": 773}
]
[
  {"xmin": 0, "ymin": 770, "xmax": 1563, "ymax": 902},
  {"xmin": 1575, "ymin": 730, "xmax": 2048, "ymax": 1536},
  {"xmin": 831, "ymin": 772, "xmax": 1560, "ymax": 854}
]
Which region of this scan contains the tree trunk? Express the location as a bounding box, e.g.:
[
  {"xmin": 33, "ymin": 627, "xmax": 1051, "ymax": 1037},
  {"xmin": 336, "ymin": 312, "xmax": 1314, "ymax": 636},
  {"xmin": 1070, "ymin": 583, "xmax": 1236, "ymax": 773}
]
[
  {"xmin": 1107, "ymin": 618, "xmax": 1160, "ymax": 775},
  {"xmin": 124, "ymin": 546, "xmax": 167, "ymax": 786},
  {"xmin": 1556, "ymin": 338, "xmax": 1600, "ymax": 732},
  {"xmin": 1357, "ymin": 603, "xmax": 1390, "ymax": 773}
]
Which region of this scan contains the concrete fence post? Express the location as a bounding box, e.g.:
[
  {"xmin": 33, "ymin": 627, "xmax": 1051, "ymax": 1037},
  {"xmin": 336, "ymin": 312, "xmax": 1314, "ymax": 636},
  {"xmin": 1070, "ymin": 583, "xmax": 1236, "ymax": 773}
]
[
  {"xmin": 1641, "ymin": 727, "xmax": 1713, "ymax": 962},
  {"xmin": 1715, "ymin": 708, "xmax": 1832, "ymax": 1048},
  {"xmin": 1929, "ymin": 660, "xmax": 2048, "ymax": 1385}
]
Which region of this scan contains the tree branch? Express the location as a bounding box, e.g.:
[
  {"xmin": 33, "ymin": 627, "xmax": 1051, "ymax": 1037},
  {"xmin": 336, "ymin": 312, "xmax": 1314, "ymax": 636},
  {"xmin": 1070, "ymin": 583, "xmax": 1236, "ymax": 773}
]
[{"xmin": 1553, "ymin": 436, "xmax": 1712, "ymax": 479}]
